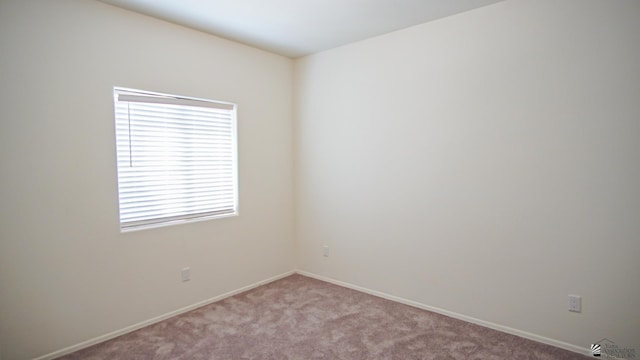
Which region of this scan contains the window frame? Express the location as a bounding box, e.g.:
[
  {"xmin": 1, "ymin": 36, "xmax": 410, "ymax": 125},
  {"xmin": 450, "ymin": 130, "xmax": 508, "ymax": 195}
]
[{"xmin": 113, "ymin": 87, "xmax": 239, "ymax": 232}]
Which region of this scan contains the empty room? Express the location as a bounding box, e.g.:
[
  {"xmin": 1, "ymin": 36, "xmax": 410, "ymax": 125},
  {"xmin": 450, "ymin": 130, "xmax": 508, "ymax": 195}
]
[{"xmin": 0, "ymin": 0, "xmax": 638, "ymax": 359}]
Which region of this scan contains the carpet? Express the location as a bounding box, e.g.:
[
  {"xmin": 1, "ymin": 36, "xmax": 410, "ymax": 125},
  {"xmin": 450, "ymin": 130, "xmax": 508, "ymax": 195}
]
[{"xmin": 57, "ymin": 274, "xmax": 588, "ymax": 359}]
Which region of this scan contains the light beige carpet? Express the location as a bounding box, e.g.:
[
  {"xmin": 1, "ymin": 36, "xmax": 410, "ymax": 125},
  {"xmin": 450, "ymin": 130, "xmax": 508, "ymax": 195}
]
[{"xmin": 58, "ymin": 274, "xmax": 588, "ymax": 359}]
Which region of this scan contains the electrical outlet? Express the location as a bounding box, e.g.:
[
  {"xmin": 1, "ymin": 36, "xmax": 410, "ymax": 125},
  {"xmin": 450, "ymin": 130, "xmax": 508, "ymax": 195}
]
[
  {"xmin": 323, "ymin": 245, "xmax": 329, "ymax": 257},
  {"xmin": 181, "ymin": 267, "xmax": 191, "ymax": 282},
  {"xmin": 568, "ymin": 294, "xmax": 581, "ymax": 312}
]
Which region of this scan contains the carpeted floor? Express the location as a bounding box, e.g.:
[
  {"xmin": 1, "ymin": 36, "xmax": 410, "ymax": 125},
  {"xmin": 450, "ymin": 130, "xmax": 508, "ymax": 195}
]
[{"xmin": 58, "ymin": 274, "xmax": 588, "ymax": 359}]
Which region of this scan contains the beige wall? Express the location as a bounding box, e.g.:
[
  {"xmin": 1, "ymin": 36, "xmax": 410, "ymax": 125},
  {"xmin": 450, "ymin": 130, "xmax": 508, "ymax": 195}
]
[
  {"xmin": 295, "ymin": 0, "xmax": 639, "ymax": 352},
  {"xmin": 0, "ymin": 1, "xmax": 294, "ymax": 359}
]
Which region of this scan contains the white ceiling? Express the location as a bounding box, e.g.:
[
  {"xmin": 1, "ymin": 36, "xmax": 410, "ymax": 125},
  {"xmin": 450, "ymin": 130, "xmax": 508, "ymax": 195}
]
[{"xmin": 98, "ymin": 0, "xmax": 504, "ymax": 58}]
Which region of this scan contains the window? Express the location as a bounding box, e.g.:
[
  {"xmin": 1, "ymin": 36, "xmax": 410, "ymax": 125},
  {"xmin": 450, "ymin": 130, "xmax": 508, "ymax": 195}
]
[{"xmin": 113, "ymin": 87, "xmax": 238, "ymax": 231}]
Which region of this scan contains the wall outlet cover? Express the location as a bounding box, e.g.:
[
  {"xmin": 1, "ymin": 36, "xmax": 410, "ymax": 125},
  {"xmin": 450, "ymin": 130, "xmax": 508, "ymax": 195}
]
[
  {"xmin": 181, "ymin": 267, "xmax": 191, "ymax": 282},
  {"xmin": 322, "ymin": 245, "xmax": 329, "ymax": 257},
  {"xmin": 568, "ymin": 294, "xmax": 581, "ymax": 312}
]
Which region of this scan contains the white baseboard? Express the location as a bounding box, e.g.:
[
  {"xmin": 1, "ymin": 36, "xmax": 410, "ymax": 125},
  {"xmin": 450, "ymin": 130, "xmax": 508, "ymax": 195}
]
[
  {"xmin": 295, "ymin": 270, "xmax": 591, "ymax": 357},
  {"xmin": 34, "ymin": 270, "xmax": 295, "ymax": 360}
]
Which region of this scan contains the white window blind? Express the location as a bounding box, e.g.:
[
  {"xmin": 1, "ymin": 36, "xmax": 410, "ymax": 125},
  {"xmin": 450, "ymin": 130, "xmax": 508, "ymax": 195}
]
[{"xmin": 113, "ymin": 87, "xmax": 238, "ymax": 231}]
